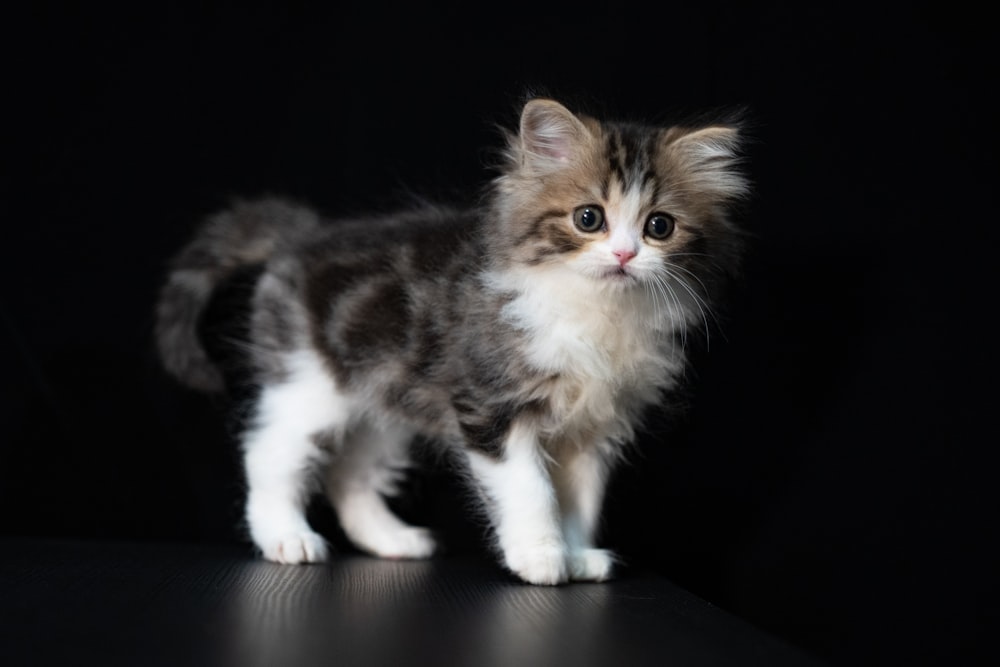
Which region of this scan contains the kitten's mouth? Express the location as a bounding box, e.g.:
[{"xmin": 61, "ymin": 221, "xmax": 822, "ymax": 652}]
[{"xmin": 602, "ymin": 266, "xmax": 636, "ymax": 283}]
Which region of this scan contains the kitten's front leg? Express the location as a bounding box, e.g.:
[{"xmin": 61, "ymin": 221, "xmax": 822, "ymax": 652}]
[
  {"xmin": 465, "ymin": 422, "xmax": 568, "ymax": 585},
  {"xmin": 552, "ymin": 443, "xmax": 617, "ymax": 582}
]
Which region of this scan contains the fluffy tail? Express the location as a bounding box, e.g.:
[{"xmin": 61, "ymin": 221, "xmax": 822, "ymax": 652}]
[{"xmin": 154, "ymin": 197, "xmax": 320, "ymax": 392}]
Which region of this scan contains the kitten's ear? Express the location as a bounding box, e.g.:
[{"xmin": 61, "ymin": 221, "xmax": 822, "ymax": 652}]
[
  {"xmin": 518, "ymin": 99, "xmax": 592, "ymax": 169},
  {"xmin": 667, "ymin": 126, "xmax": 749, "ymax": 200}
]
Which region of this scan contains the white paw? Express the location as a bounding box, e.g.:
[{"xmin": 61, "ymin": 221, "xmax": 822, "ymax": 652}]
[
  {"xmin": 504, "ymin": 543, "xmax": 569, "ymax": 586},
  {"xmin": 567, "ymin": 548, "xmax": 617, "ymax": 582},
  {"xmin": 365, "ymin": 526, "xmax": 438, "ymax": 560},
  {"xmin": 259, "ymin": 531, "xmax": 329, "ymax": 564}
]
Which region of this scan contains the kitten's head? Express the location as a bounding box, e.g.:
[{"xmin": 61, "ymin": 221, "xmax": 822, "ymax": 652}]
[{"xmin": 489, "ymin": 98, "xmax": 748, "ymax": 304}]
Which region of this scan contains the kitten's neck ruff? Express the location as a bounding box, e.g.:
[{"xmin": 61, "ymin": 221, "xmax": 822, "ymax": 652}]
[
  {"xmin": 482, "ymin": 263, "xmax": 687, "ymax": 383},
  {"xmin": 479, "ymin": 263, "xmax": 685, "ymax": 447}
]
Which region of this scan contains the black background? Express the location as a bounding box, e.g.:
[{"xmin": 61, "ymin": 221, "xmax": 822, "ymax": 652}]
[{"xmin": 3, "ymin": 4, "xmax": 996, "ymax": 666}]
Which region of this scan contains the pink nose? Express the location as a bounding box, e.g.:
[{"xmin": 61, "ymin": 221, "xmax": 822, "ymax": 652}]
[{"xmin": 613, "ymin": 249, "xmax": 636, "ymax": 266}]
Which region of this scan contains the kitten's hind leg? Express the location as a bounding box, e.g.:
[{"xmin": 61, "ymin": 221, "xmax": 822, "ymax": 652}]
[
  {"xmin": 324, "ymin": 419, "xmax": 436, "ymax": 560},
  {"xmin": 242, "ymin": 351, "xmax": 350, "ymax": 564},
  {"xmin": 552, "ymin": 443, "xmax": 618, "ymax": 582}
]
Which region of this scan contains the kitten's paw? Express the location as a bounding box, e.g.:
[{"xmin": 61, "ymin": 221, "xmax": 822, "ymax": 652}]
[
  {"xmin": 366, "ymin": 526, "xmax": 438, "ymax": 560},
  {"xmin": 259, "ymin": 531, "xmax": 329, "ymax": 564},
  {"xmin": 567, "ymin": 548, "xmax": 617, "ymax": 582},
  {"xmin": 504, "ymin": 543, "xmax": 569, "ymax": 586}
]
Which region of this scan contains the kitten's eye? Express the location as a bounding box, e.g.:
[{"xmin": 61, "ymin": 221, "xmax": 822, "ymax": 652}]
[
  {"xmin": 573, "ymin": 205, "xmax": 605, "ymax": 233},
  {"xmin": 645, "ymin": 213, "xmax": 675, "ymax": 240}
]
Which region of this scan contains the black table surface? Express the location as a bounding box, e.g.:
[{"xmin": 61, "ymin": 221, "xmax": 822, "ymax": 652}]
[{"xmin": 1, "ymin": 537, "xmax": 824, "ymax": 667}]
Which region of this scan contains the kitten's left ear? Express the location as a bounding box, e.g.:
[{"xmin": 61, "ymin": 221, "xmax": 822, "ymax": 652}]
[
  {"xmin": 518, "ymin": 99, "xmax": 592, "ymax": 169},
  {"xmin": 668, "ymin": 126, "xmax": 749, "ymax": 200}
]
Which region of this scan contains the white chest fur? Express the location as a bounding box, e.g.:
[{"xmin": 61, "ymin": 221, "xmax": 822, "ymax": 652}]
[{"xmin": 491, "ymin": 267, "xmax": 686, "ymax": 445}]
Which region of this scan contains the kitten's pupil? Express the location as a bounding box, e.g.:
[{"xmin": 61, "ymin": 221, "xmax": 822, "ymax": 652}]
[
  {"xmin": 573, "ymin": 205, "xmax": 605, "ymax": 233},
  {"xmin": 645, "ymin": 213, "xmax": 675, "ymax": 240}
]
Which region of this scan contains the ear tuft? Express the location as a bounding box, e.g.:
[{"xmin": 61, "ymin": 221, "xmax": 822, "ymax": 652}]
[
  {"xmin": 519, "ymin": 99, "xmax": 590, "ymax": 167},
  {"xmin": 669, "ymin": 126, "xmax": 748, "ymax": 200}
]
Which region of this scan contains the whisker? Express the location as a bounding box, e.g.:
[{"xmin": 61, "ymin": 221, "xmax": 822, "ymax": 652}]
[
  {"xmin": 646, "ymin": 275, "xmax": 671, "ymax": 336},
  {"xmin": 640, "ymin": 279, "xmax": 665, "ymax": 334},
  {"xmin": 662, "ymin": 266, "xmax": 715, "ymax": 349},
  {"xmin": 648, "ymin": 271, "xmax": 687, "ymax": 350},
  {"xmin": 662, "ymin": 261, "xmax": 713, "ymax": 301},
  {"xmin": 663, "ymin": 251, "xmax": 729, "ymax": 278}
]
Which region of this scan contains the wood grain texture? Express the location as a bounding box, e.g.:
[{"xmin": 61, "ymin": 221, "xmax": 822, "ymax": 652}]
[{"xmin": 0, "ymin": 538, "xmax": 824, "ymax": 666}]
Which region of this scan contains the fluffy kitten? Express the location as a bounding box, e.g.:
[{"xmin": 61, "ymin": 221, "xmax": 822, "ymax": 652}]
[{"xmin": 155, "ymin": 98, "xmax": 748, "ymax": 585}]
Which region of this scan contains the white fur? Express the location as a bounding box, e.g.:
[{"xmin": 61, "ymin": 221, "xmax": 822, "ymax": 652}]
[
  {"xmin": 467, "ymin": 192, "xmax": 693, "ymax": 583},
  {"xmin": 243, "ymin": 350, "xmax": 342, "ymax": 563},
  {"xmin": 240, "ymin": 186, "xmax": 692, "ymax": 579},
  {"xmin": 162, "ymin": 100, "xmax": 741, "ymax": 587},
  {"xmin": 603, "ymin": 182, "xmax": 647, "ymax": 260},
  {"xmin": 241, "ymin": 333, "xmax": 642, "ymax": 577},
  {"xmin": 242, "ymin": 348, "xmax": 434, "ymax": 564},
  {"xmin": 325, "ymin": 420, "xmax": 436, "ymax": 559},
  {"xmin": 466, "ymin": 422, "xmax": 618, "ymax": 584},
  {"xmin": 485, "ymin": 255, "xmax": 683, "ymax": 447},
  {"xmin": 552, "ymin": 443, "xmax": 617, "ymax": 581},
  {"xmin": 466, "ymin": 422, "xmax": 568, "ymax": 585}
]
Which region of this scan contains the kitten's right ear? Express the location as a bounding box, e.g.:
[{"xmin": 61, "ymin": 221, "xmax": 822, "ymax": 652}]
[{"xmin": 518, "ymin": 99, "xmax": 591, "ymax": 169}]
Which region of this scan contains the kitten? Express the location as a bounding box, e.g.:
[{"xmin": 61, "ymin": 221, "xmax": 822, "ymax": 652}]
[{"xmin": 155, "ymin": 98, "xmax": 748, "ymax": 585}]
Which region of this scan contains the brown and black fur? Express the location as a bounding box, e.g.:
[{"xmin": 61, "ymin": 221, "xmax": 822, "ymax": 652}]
[{"xmin": 154, "ymin": 98, "xmax": 749, "ymax": 584}]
